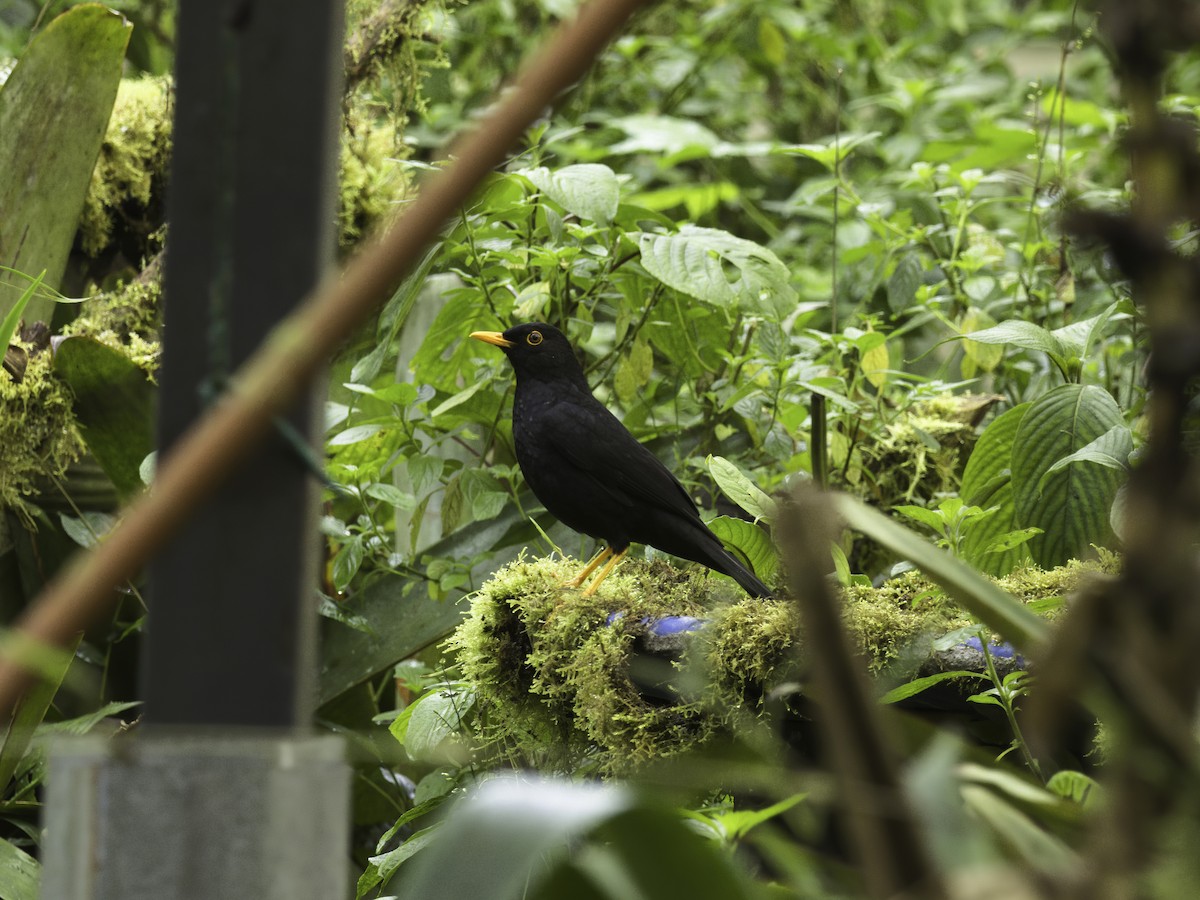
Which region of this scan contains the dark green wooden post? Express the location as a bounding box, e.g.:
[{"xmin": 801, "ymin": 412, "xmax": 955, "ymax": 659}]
[
  {"xmin": 43, "ymin": 2, "xmax": 350, "ymax": 897},
  {"xmin": 143, "ymin": 0, "xmax": 342, "ymax": 725}
]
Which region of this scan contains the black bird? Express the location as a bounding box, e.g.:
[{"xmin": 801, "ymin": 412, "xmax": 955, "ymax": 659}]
[{"xmin": 471, "ymin": 322, "xmax": 772, "ymax": 598}]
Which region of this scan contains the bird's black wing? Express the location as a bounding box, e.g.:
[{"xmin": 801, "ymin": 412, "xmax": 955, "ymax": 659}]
[{"xmin": 542, "ymin": 399, "xmax": 700, "ymax": 519}]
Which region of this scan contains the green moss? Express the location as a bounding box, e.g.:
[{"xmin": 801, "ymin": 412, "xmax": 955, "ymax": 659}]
[
  {"xmin": 449, "ymin": 552, "xmax": 1117, "ymax": 775},
  {"xmin": 0, "ymin": 343, "xmax": 85, "ymax": 512},
  {"xmin": 79, "ymin": 76, "xmax": 173, "ymax": 259},
  {"xmin": 338, "ymin": 0, "xmax": 435, "ymax": 252},
  {"xmin": 842, "ymin": 571, "xmax": 964, "ymax": 674},
  {"xmin": 446, "ymin": 556, "xmax": 719, "ymax": 774},
  {"xmin": 61, "ymin": 275, "xmax": 162, "ymax": 377},
  {"xmin": 75, "ymin": 69, "xmax": 415, "ymax": 263},
  {"xmin": 702, "ymin": 599, "xmax": 798, "ymax": 698},
  {"xmin": 338, "ymin": 110, "xmax": 409, "ymax": 251},
  {"xmin": 996, "ymin": 552, "xmax": 1120, "ymax": 609},
  {"xmin": 857, "ymin": 394, "xmax": 991, "ymax": 505}
]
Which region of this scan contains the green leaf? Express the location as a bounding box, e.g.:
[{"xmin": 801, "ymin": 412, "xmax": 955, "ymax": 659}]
[
  {"xmin": 893, "ymin": 505, "xmax": 946, "ymax": 534},
  {"xmin": 629, "ymin": 181, "xmax": 738, "ymax": 218},
  {"xmin": 879, "ymin": 670, "xmax": 989, "ymax": 704},
  {"xmin": 328, "ymin": 424, "xmax": 384, "ymax": 446},
  {"xmin": 319, "ymin": 594, "xmax": 374, "ymax": 632},
  {"xmin": 757, "ymin": 17, "xmax": 786, "ymax": 65},
  {"xmin": 830, "ymin": 542, "xmax": 852, "ymax": 587},
  {"xmin": 637, "ymin": 226, "xmax": 797, "ymax": 316},
  {"xmin": 0, "ymin": 271, "xmax": 43, "ymax": 351},
  {"xmin": 707, "ymin": 516, "xmax": 776, "ymax": 583},
  {"xmin": 887, "ymin": 253, "xmax": 922, "ymax": 313},
  {"xmin": 357, "ymin": 823, "xmax": 444, "ymax": 899},
  {"xmin": 860, "ymin": 336, "xmax": 889, "ymax": 388},
  {"xmin": 353, "ymin": 244, "xmax": 445, "ymax": 384},
  {"xmin": 1037, "ymin": 424, "xmax": 1132, "ymax": 490},
  {"xmin": 832, "ymin": 493, "xmax": 1048, "ymax": 653},
  {"xmin": 332, "ymin": 535, "xmax": 364, "ymax": 591},
  {"xmin": 397, "ymin": 686, "xmax": 475, "ymax": 761},
  {"xmin": 1012, "ymin": 385, "xmax": 1125, "ymax": 567},
  {"xmin": 780, "ymin": 131, "xmax": 881, "ymax": 171},
  {"xmin": 0, "ymin": 5, "xmax": 132, "ymax": 321},
  {"xmin": 961, "ymin": 404, "xmax": 1030, "ymax": 576},
  {"xmin": 0, "ymin": 838, "xmax": 39, "ymax": 900},
  {"xmin": 394, "ymin": 778, "xmax": 636, "ymax": 900},
  {"xmin": 966, "ymin": 693, "xmax": 1004, "ymax": 708},
  {"xmin": 14, "ymin": 698, "xmax": 141, "ymax": 787},
  {"xmin": 958, "ymin": 320, "xmax": 1068, "ymax": 373},
  {"xmin": 363, "ymin": 482, "xmax": 416, "ymax": 510},
  {"xmin": 582, "ymin": 805, "xmax": 758, "ymax": 900},
  {"xmin": 705, "ymin": 455, "xmax": 776, "ymax": 522},
  {"xmin": 53, "ymin": 337, "xmax": 156, "ymax": 501},
  {"xmin": 1046, "ymin": 770, "xmax": 1101, "ymax": 807},
  {"xmin": 609, "ymin": 114, "xmax": 721, "ymax": 156},
  {"xmin": 982, "ymin": 527, "xmax": 1043, "ymax": 555},
  {"xmin": 35, "ymin": 700, "xmax": 141, "ymax": 738},
  {"xmin": 430, "ymin": 380, "xmax": 487, "ymax": 419},
  {"xmin": 367, "ymin": 381, "xmax": 419, "ymax": 407},
  {"xmin": 407, "ymin": 456, "xmax": 444, "ymax": 498},
  {"xmin": 411, "ymin": 291, "xmax": 500, "ymax": 394},
  {"xmin": 519, "ymin": 164, "xmax": 620, "ymax": 225},
  {"xmin": 960, "ymin": 782, "xmax": 1078, "ymax": 877},
  {"xmin": 58, "ymin": 511, "xmax": 118, "ymax": 548},
  {"xmin": 958, "ymin": 307, "xmax": 1004, "ymax": 376},
  {"xmin": 0, "ymin": 633, "xmax": 79, "ymax": 793},
  {"xmin": 1050, "ymin": 306, "xmax": 1116, "ymax": 360},
  {"xmin": 703, "ymin": 792, "xmax": 806, "ymax": 842},
  {"xmin": 613, "ymin": 337, "xmax": 653, "ymax": 406},
  {"xmin": 459, "ymin": 468, "xmax": 507, "ymax": 523},
  {"xmin": 395, "ymin": 778, "xmax": 756, "ymax": 900},
  {"xmin": 923, "ymin": 122, "xmax": 1037, "ymax": 170}
]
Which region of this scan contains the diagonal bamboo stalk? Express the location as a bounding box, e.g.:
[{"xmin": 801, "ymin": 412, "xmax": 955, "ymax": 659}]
[{"xmin": 0, "ymin": 0, "xmax": 651, "ymax": 716}]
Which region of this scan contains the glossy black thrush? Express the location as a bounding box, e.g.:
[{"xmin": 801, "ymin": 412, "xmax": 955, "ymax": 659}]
[{"xmin": 471, "ymin": 322, "xmax": 772, "ymax": 598}]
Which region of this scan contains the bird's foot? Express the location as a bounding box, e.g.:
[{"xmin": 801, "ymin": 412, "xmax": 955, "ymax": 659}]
[
  {"xmin": 580, "ymin": 547, "xmax": 627, "ymax": 596},
  {"xmin": 566, "ymin": 547, "xmax": 612, "ymax": 588}
]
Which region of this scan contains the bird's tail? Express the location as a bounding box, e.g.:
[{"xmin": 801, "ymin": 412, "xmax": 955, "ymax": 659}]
[{"xmin": 711, "ymin": 543, "xmax": 773, "ymax": 598}]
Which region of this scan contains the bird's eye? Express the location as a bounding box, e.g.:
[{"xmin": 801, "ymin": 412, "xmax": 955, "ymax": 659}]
[{"xmin": 526, "ymin": 331, "xmax": 543, "ymax": 346}]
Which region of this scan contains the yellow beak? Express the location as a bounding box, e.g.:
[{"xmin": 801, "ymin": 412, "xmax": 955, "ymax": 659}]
[{"xmin": 470, "ymin": 331, "xmax": 514, "ymax": 348}]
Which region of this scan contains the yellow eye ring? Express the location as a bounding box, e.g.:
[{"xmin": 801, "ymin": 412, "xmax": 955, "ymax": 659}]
[{"xmin": 526, "ymin": 330, "xmax": 543, "ymax": 346}]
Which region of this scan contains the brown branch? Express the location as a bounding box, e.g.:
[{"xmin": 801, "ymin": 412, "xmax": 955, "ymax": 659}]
[
  {"xmin": 1029, "ymin": 4, "xmax": 1200, "ymax": 896},
  {"xmin": 777, "ymin": 486, "xmax": 947, "ymax": 900},
  {"xmin": 0, "ymin": 0, "xmax": 651, "ymax": 716}
]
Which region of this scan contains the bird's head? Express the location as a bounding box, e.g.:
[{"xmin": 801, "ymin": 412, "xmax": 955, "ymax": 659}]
[{"xmin": 470, "ymin": 322, "xmax": 586, "ymax": 384}]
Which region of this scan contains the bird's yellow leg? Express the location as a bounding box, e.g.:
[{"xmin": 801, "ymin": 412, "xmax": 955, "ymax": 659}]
[
  {"xmin": 582, "ymin": 547, "xmax": 627, "ymax": 596},
  {"xmin": 567, "ymin": 547, "xmax": 612, "ymax": 588}
]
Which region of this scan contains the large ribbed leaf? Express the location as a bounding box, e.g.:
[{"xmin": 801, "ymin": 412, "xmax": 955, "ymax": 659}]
[
  {"xmin": 707, "ymin": 516, "xmax": 775, "ymax": 583},
  {"xmin": 1012, "ymin": 385, "xmax": 1124, "ymax": 567},
  {"xmin": 1038, "ymin": 424, "xmax": 1132, "ymax": 492},
  {"xmin": 0, "ymin": 5, "xmax": 132, "ymax": 321},
  {"xmin": 637, "ymin": 226, "xmax": 797, "ymax": 316},
  {"xmin": 961, "ymin": 403, "xmax": 1030, "ymax": 576},
  {"xmin": 519, "ymin": 164, "xmax": 619, "ymax": 225}
]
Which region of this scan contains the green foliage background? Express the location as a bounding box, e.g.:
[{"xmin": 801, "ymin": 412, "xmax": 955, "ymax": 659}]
[{"xmin": 4, "ymin": 0, "xmax": 1195, "ymax": 897}]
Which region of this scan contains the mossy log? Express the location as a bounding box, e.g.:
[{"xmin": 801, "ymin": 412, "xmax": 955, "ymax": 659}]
[{"xmin": 448, "ymin": 553, "xmax": 1117, "ymax": 774}]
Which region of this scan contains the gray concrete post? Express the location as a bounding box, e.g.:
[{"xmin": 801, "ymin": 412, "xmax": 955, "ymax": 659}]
[{"xmin": 40, "ymin": 732, "xmax": 349, "ymax": 899}]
